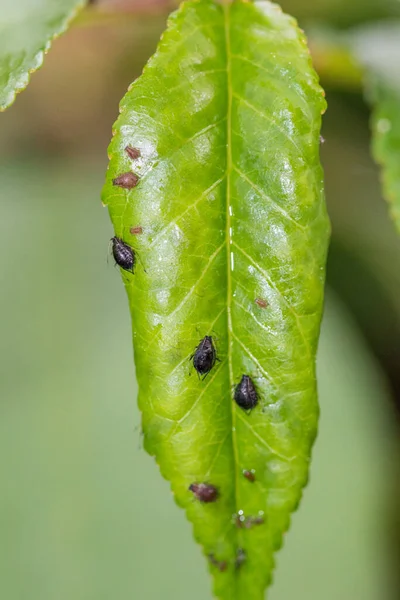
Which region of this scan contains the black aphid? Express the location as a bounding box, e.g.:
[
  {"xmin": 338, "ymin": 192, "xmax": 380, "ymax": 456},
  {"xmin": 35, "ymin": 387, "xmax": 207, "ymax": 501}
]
[
  {"xmin": 234, "ymin": 375, "xmax": 258, "ymax": 411},
  {"xmin": 111, "ymin": 236, "xmax": 135, "ymax": 273},
  {"xmin": 235, "ymin": 548, "xmax": 246, "ymax": 570},
  {"xmin": 189, "ymin": 482, "xmax": 218, "ymax": 503},
  {"xmin": 191, "ymin": 336, "xmax": 218, "ymax": 378}
]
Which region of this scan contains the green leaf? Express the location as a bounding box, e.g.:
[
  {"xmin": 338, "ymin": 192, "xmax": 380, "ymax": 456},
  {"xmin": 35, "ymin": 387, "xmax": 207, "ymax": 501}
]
[
  {"xmin": 0, "ymin": 0, "xmax": 86, "ymax": 111},
  {"xmin": 102, "ymin": 1, "xmax": 329, "ymax": 598},
  {"xmin": 369, "ymin": 80, "xmax": 400, "ymax": 232},
  {"xmin": 346, "ymin": 22, "xmax": 400, "ymax": 233}
]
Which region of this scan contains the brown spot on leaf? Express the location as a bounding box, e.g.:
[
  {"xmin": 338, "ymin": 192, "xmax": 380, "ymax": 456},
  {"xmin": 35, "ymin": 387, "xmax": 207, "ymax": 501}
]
[
  {"xmin": 125, "ymin": 145, "xmax": 141, "ymax": 160},
  {"xmin": 235, "ymin": 514, "xmax": 245, "ymax": 529},
  {"xmin": 130, "ymin": 226, "xmax": 143, "ymax": 235},
  {"xmin": 208, "ymin": 554, "xmax": 227, "ymax": 572},
  {"xmin": 244, "ymin": 515, "xmax": 264, "ymax": 529},
  {"xmin": 243, "ymin": 469, "xmax": 255, "ymax": 482},
  {"xmin": 234, "ymin": 511, "xmax": 264, "ymax": 529},
  {"xmin": 255, "ymin": 297, "xmax": 268, "ymax": 308},
  {"xmin": 189, "ymin": 482, "xmax": 218, "ymax": 503},
  {"xmin": 113, "ymin": 172, "xmax": 139, "ymax": 189}
]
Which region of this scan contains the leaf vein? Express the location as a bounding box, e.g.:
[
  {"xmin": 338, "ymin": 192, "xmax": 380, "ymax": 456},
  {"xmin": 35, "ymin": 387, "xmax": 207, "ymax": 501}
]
[
  {"xmin": 236, "ymin": 412, "xmax": 291, "ymax": 461},
  {"xmin": 166, "ymin": 242, "xmax": 224, "ymax": 321},
  {"xmin": 149, "ymin": 174, "xmax": 226, "ymax": 248},
  {"xmin": 233, "ymin": 165, "xmax": 305, "ymax": 230},
  {"xmin": 232, "ymin": 242, "xmax": 312, "ymax": 359},
  {"xmin": 232, "ymin": 92, "xmax": 306, "ymax": 162}
]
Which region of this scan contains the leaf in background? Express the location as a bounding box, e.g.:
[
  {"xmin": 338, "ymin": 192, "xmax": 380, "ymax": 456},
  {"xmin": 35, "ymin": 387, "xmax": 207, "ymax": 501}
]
[
  {"xmin": 306, "ymin": 26, "xmax": 363, "ymax": 91},
  {"xmin": 0, "ymin": 0, "xmax": 86, "ymax": 111},
  {"xmin": 102, "ymin": 1, "xmax": 329, "ymax": 598},
  {"xmin": 369, "ymin": 80, "xmax": 400, "ymax": 232},
  {"xmin": 349, "ymin": 22, "xmax": 400, "ymax": 232}
]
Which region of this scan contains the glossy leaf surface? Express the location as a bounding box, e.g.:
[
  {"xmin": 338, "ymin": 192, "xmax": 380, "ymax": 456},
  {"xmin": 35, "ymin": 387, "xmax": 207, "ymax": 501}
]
[
  {"xmin": 0, "ymin": 0, "xmax": 85, "ymax": 111},
  {"xmin": 102, "ymin": 1, "xmax": 329, "ymax": 598}
]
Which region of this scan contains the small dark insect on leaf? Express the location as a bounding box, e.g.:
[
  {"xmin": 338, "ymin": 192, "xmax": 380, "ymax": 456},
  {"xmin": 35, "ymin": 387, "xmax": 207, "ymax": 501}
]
[
  {"xmin": 234, "ymin": 511, "xmax": 264, "ymax": 529},
  {"xmin": 111, "ymin": 236, "xmax": 135, "ymax": 273},
  {"xmin": 234, "ymin": 511, "xmax": 246, "ymax": 528},
  {"xmin": 125, "ymin": 145, "xmax": 141, "ymax": 160},
  {"xmin": 191, "ymin": 336, "xmax": 218, "ymax": 378},
  {"xmin": 189, "ymin": 482, "xmax": 218, "ymax": 503},
  {"xmin": 112, "ymin": 172, "xmax": 139, "ymax": 189},
  {"xmin": 235, "ymin": 548, "xmax": 246, "ymax": 570},
  {"xmin": 208, "ymin": 554, "xmax": 227, "ymax": 572},
  {"xmin": 255, "ymin": 297, "xmax": 268, "ymax": 308},
  {"xmin": 234, "ymin": 375, "xmax": 258, "ymax": 411},
  {"xmin": 248, "ymin": 515, "xmax": 265, "ymax": 528},
  {"xmin": 243, "ymin": 469, "xmax": 255, "ymax": 482},
  {"xmin": 244, "ymin": 515, "xmax": 265, "ymax": 529},
  {"xmin": 130, "ymin": 226, "xmax": 143, "ymax": 235}
]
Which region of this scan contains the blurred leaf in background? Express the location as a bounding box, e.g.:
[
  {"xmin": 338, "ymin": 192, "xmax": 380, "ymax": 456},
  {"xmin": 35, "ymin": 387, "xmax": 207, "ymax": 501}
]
[
  {"xmin": 0, "ymin": 0, "xmax": 86, "ymax": 110},
  {"xmin": 349, "ymin": 22, "xmax": 400, "ymax": 235}
]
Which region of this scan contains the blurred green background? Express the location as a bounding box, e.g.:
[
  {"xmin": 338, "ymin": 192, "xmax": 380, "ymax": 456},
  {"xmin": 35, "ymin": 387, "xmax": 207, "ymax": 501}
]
[{"xmin": 1, "ymin": 1, "xmax": 400, "ymax": 598}]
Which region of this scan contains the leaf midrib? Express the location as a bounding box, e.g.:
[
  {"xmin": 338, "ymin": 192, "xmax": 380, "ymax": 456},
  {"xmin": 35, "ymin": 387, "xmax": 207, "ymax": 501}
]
[{"xmin": 223, "ymin": 2, "xmax": 240, "ymax": 578}]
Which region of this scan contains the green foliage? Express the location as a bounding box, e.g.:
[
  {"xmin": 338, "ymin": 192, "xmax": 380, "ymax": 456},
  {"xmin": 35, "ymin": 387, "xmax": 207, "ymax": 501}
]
[
  {"xmin": 329, "ymin": 21, "xmax": 400, "ymax": 234},
  {"xmin": 351, "ymin": 23, "xmax": 400, "ymax": 234},
  {"xmin": 102, "ymin": 1, "xmax": 329, "ymax": 598},
  {"xmin": 0, "ymin": 0, "xmax": 86, "ymax": 111},
  {"xmin": 369, "ymin": 80, "xmax": 400, "ymax": 232},
  {"xmin": 304, "ymin": 21, "xmax": 400, "ymax": 237}
]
